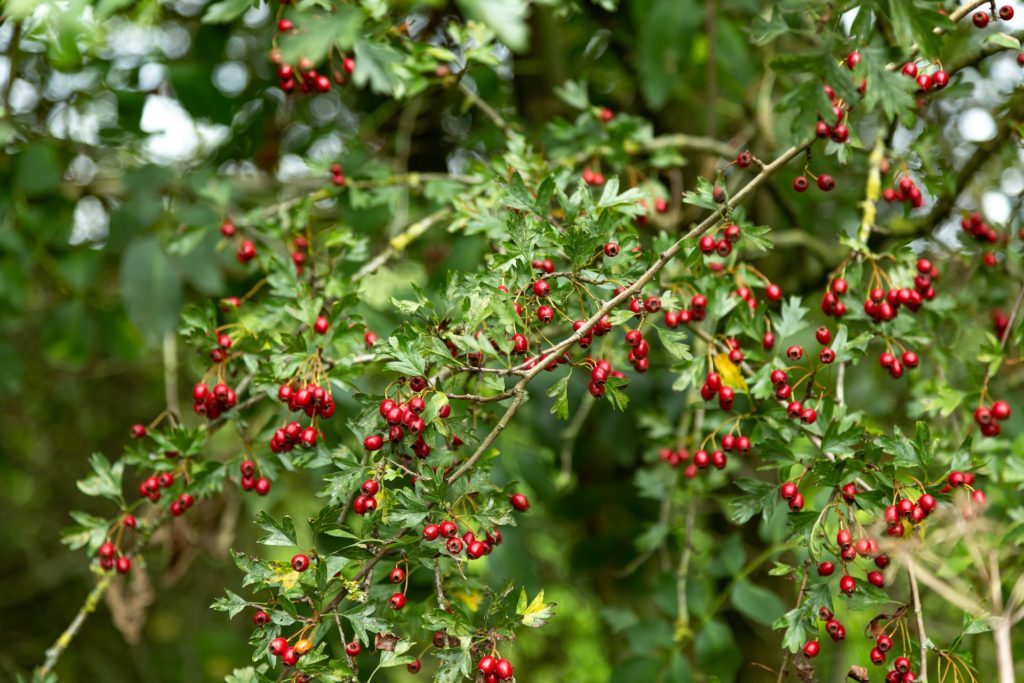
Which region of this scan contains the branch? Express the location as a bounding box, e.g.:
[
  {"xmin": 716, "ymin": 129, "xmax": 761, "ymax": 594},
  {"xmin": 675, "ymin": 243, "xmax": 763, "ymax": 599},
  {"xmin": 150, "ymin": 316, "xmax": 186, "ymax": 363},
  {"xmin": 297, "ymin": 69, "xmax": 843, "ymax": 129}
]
[
  {"xmin": 351, "ymin": 207, "xmax": 450, "ymax": 282},
  {"xmin": 907, "ymin": 560, "xmax": 929, "ymax": 682},
  {"xmin": 776, "ymin": 560, "xmax": 811, "ymax": 683},
  {"xmin": 433, "ymin": 559, "xmax": 449, "ymax": 611},
  {"xmin": 445, "ymin": 389, "xmax": 527, "ymax": 485},
  {"xmin": 36, "ymin": 572, "xmax": 114, "ymax": 678}
]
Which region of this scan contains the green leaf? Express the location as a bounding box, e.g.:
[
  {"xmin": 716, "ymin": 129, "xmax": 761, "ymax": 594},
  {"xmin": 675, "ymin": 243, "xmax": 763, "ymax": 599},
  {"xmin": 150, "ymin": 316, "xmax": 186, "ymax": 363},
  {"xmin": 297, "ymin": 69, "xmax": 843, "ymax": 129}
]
[
  {"xmin": 279, "ymin": 6, "xmax": 363, "ymax": 64},
  {"xmin": 120, "ymin": 236, "xmax": 182, "ymax": 342},
  {"xmin": 211, "ymin": 590, "xmax": 250, "ymax": 618},
  {"xmin": 516, "ymin": 588, "xmax": 556, "ymax": 627},
  {"xmin": 202, "ymin": 0, "xmax": 256, "ymax": 23},
  {"xmin": 255, "ymin": 512, "xmax": 297, "ymax": 547},
  {"xmin": 456, "ymin": 0, "xmax": 530, "ymax": 51},
  {"xmin": 76, "ymin": 453, "xmax": 123, "ymax": 501},
  {"xmin": 656, "ymin": 327, "xmax": 692, "ymax": 361},
  {"xmin": 986, "ymin": 32, "xmax": 1022, "ymax": 50},
  {"xmin": 547, "ymin": 372, "xmax": 571, "ymax": 421},
  {"xmin": 731, "ymin": 579, "xmax": 786, "ymax": 626},
  {"xmin": 775, "ymin": 296, "xmax": 809, "ymax": 340},
  {"xmin": 353, "ymin": 39, "xmax": 403, "ymax": 96},
  {"xmin": 637, "ymin": 0, "xmax": 702, "ymax": 108}
]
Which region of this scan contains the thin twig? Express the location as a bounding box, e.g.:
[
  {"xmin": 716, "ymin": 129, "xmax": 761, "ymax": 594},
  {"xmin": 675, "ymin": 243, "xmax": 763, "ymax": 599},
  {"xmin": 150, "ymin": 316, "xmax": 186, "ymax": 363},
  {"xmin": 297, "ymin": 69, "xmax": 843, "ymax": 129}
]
[
  {"xmin": 907, "ymin": 560, "xmax": 929, "ymax": 682},
  {"xmin": 37, "ymin": 572, "xmax": 114, "ymax": 678},
  {"xmin": 776, "ymin": 560, "xmax": 811, "ymax": 683}
]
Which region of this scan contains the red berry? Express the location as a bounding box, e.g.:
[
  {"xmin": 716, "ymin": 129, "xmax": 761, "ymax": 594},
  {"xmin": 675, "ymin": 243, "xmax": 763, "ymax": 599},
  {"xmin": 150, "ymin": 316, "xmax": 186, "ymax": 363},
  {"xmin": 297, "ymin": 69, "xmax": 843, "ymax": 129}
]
[
  {"xmin": 818, "ymin": 561, "xmax": 835, "ymax": 576},
  {"xmin": 270, "ymin": 637, "xmax": 288, "ymax": 656},
  {"xmin": 363, "ymin": 434, "xmax": 384, "ymax": 451},
  {"xmin": 766, "ymin": 283, "xmax": 782, "ymax": 302},
  {"xmin": 496, "ymin": 659, "xmax": 514, "ymax": 679},
  {"xmin": 510, "ymin": 493, "xmax": 530, "ymax": 511},
  {"xmin": 389, "ymin": 592, "xmax": 407, "ymax": 609},
  {"xmin": 604, "ymin": 242, "xmax": 620, "ymax": 257},
  {"xmin": 803, "ymin": 640, "xmax": 820, "ymax": 658},
  {"xmin": 999, "ymin": 5, "xmax": 1014, "ymax": 21},
  {"xmin": 130, "ymin": 424, "xmax": 147, "ymax": 439},
  {"xmin": 116, "ymin": 556, "xmax": 132, "ymax": 574},
  {"xmin": 973, "ymin": 10, "xmax": 990, "ymax": 28},
  {"xmin": 345, "ymin": 640, "xmax": 361, "ymax": 657},
  {"xmin": 992, "ymin": 400, "xmax": 1011, "ymax": 421},
  {"xmin": 291, "ymin": 554, "xmax": 310, "ymax": 572},
  {"xmin": 314, "ymin": 316, "xmax": 329, "ymax": 334},
  {"xmin": 817, "ymin": 174, "xmax": 835, "ymax": 192},
  {"xmin": 253, "ymin": 610, "xmax": 270, "ymax": 626},
  {"xmin": 793, "ymin": 176, "xmax": 809, "ymax": 192},
  {"xmin": 839, "ymin": 574, "xmax": 856, "ymax": 593},
  {"xmin": 478, "ymin": 656, "xmax": 497, "ymax": 674},
  {"xmin": 407, "ymin": 659, "xmax": 422, "ymax": 673}
]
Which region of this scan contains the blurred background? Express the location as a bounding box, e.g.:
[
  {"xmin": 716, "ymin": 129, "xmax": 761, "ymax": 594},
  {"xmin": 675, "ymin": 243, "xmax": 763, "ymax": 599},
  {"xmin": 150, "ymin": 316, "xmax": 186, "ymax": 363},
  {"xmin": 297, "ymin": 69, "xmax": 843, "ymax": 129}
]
[{"xmin": 2, "ymin": 1, "xmax": 1023, "ymax": 681}]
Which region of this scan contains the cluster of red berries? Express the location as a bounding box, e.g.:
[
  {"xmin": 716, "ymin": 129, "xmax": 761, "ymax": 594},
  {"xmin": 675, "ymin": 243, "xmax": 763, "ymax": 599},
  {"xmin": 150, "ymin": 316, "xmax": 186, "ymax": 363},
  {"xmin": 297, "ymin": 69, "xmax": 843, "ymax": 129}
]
[
  {"xmin": 362, "ymin": 386, "xmax": 443, "ymax": 455},
  {"xmin": 421, "ymin": 519, "xmax": 505, "ymax": 561},
  {"xmin": 477, "ymin": 655, "xmax": 514, "ymax": 681},
  {"xmin": 793, "ymin": 172, "xmax": 834, "ymax": 193},
  {"xmin": 699, "ymin": 371, "xmax": 736, "ymax": 411},
  {"xmin": 208, "ymin": 330, "xmax": 233, "ymax": 364},
  {"xmin": 352, "ymin": 479, "xmax": 380, "ymax": 515},
  {"xmin": 882, "ymin": 492, "xmax": 937, "ymax": 536},
  {"xmin": 622, "ymin": 327, "xmax": 652, "ymax": 373},
  {"xmin": 820, "ymin": 277, "xmax": 849, "ymax": 318},
  {"xmin": 662, "ymin": 293, "xmax": 708, "ymax": 332},
  {"xmin": 278, "ymin": 381, "xmax": 336, "ymax": 418},
  {"xmin": 882, "ymin": 655, "xmax": 919, "ymax": 682},
  {"xmin": 635, "ymin": 196, "xmax": 669, "ymax": 225},
  {"xmin": 137, "ymin": 470, "xmax": 177, "ymax": 502},
  {"xmin": 626, "ymin": 293, "xmax": 661, "ymax": 318},
  {"xmin": 220, "ymin": 220, "xmax": 255, "ymax": 264},
  {"xmin": 779, "ymin": 481, "xmax": 805, "ymax": 511},
  {"xmin": 862, "ymin": 259, "xmax": 939, "ymax": 323},
  {"xmin": 581, "ymin": 168, "xmax": 605, "ymax": 186},
  {"xmin": 879, "ymin": 348, "xmax": 918, "ymax": 379},
  {"xmin": 587, "ymin": 358, "xmax": 626, "ymax": 398},
  {"xmin": 974, "ymin": 400, "xmax": 1011, "ymax": 438},
  {"xmin": 899, "ymin": 61, "xmax": 949, "ymax": 94},
  {"xmin": 97, "ymin": 541, "xmax": 132, "ymax": 574},
  {"xmin": 272, "ymin": 51, "xmax": 354, "ymax": 95},
  {"xmin": 697, "ymin": 223, "xmax": 743, "ymax": 257},
  {"xmin": 329, "ymin": 163, "xmax": 345, "ymax": 187},
  {"xmin": 291, "ymin": 236, "xmax": 309, "ymax": 274},
  {"xmin": 960, "ymin": 211, "xmax": 999, "ymax": 243},
  {"xmin": 267, "ymin": 633, "xmax": 314, "ymax": 667},
  {"xmin": 816, "ymin": 81, "xmax": 852, "ymax": 143},
  {"xmin": 882, "ymin": 175, "xmax": 924, "ymax": 208},
  {"xmin": 191, "ymin": 381, "xmax": 238, "ymax": 420},
  {"xmin": 770, "ymin": 369, "xmax": 819, "ymax": 426},
  {"xmin": 802, "ymin": 606, "xmax": 848, "ymax": 662},
  {"xmin": 239, "ymin": 459, "xmax": 271, "ymax": 495},
  {"xmin": 973, "ymin": 5, "xmax": 1014, "ymax": 28},
  {"xmin": 269, "ymin": 420, "xmax": 320, "ymax": 452}
]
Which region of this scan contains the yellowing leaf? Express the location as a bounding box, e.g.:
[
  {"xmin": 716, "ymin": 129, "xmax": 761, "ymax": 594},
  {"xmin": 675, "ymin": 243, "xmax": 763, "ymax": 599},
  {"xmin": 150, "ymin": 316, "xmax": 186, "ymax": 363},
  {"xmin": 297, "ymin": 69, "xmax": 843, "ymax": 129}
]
[
  {"xmin": 453, "ymin": 590, "xmax": 483, "ymax": 612},
  {"xmin": 516, "ymin": 588, "xmax": 556, "ymax": 628},
  {"xmin": 268, "ymin": 566, "xmax": 301, "ymax": 591},
  {"xmin": 713, "ymin": 354, "xmax": 748, "ymax": 392}
]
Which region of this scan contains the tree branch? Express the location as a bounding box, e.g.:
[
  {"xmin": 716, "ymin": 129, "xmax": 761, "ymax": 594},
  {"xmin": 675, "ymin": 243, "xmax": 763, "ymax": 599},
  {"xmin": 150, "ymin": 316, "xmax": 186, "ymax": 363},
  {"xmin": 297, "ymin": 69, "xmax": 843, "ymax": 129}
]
[{"xmin": 907, "ymin": 560, "xmax": 929, "ymax": 682}]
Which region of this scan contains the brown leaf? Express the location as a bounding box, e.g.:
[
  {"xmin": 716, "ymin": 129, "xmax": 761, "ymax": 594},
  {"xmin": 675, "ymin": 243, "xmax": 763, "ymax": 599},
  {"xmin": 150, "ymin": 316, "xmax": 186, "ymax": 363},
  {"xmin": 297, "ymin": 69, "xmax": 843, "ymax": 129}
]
[
  {"xmin": 847, "ymin": 665, "xmax": 870, "ymax": 682},
  {"xmin": 374, "ymin": 632, "xmax": 400, "ymax": 651}
]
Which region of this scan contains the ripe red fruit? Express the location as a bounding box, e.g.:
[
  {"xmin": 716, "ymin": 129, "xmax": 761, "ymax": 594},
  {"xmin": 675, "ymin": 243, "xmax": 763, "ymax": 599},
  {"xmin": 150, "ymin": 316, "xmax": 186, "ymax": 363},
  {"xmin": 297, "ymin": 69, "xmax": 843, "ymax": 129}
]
[
  {"xmin": 902, "ymin": 351, "xmax": 919, "ymax": 368},
  {"xmin": 439, "ymin": 520, "xmax": 458, "ymax": 538},
  {"xmin": 793, "ymin": 176, "xmax": 809, "ymax": 192},
  {"xmin": 533, "ymin": 280, "xmax": 551, "ymax": 297},
  {"xmin": 766, "ymin": 283, "xmax": 782, "ymax": 302},
  {"xmin": 291, "ymin": 554, "xmax": 310, "ymax": 572},
  {"xmin": 510, "ymin": 493, "xmax": 530, "ymax": 511},
  {"xmin": 877, "ymin": 634, "xmax": 893, "ymax": 652},
  {"xmin": 780, "ymin": 482, "xmax": 798, "ymax": 500},
  {"xmin": 236, "ymin": 239, "xmax": 256, "ymax": 263},
  {"xmin": 933, "ymin": 70, "xmax": 949, "ymax": 89},
  {"xmin": 802, "ymin": 640, "xmax": 820, "ymax": 658},
  {"xmin": 604, "ymin": 242, "xmax": 620, "ymax": 257},
  {"xmin": 817, "ymin": 174, "xmax": 835, "ymax": 191},
  {"xmin": 818, "ymin": 561, "xmax": 835, "ymax": 576},
  {"xmin": 389, "ymin": 592, "xmax": 407, "ymax": 609},
  {"xmin": 999, "ymin": 5, "xmax": 1013, "ymax": 21},
  {"xmin": 314, "ymin": 316, "xmax": 329, "ymax": 334},
  {"xmin": 255, "ymin": 477, "xmax": 271, "ymax": 495},
  {"xmin": 992, "ymin": 400, "xmax": 1011, "ymax": 421},
  {"xmin": 423, "ymin": 524, "xmax": 441, "ymax": 541},
  {"xmin": 786, "ymin": 345, "xmax": 803, "ymax": 360},
  {"xmin": 345, "ymin": 640, "xmax": 360, "ymax": 657},
  {"xmin": 736, "ymin": 150, "xmax": 752, "ymax": 168},
  {"xmin": 407, "ymin": 659, "xmax": 422, "ymax": 673},
  {"xmin": 973, "ymin": 10, "xmax": 990, "ymax": 28},
  {"xmin": 116, "ymin": 556, "xmax": 132, "ymax": 574},
  {"xmin": 839, "ymin": 574, "xmax": 856, "ymax": 593},
  {"xmin": 281, "ymin": 648, "xmax": 299, "ymax": 666},
  {"xmin": 130, "ymin": 424, "xmax": 147, "ymax": 439},
  {"xmin": 788, "ymin": 493, "xmax": 804, "ymax": 511},
  {"xmin": 867, "ymin": 570, "xmax": 885, "ymax": 587},
  {"xmin": 870, "ymin": 647, "xmax": 886, "ymax": 665},
  {"xmin": 270, "ymin": 637, "xmax": 288, "ymax": 656},
  {"xmin": 895, "ymin": 656, "xmax": 911, "ymax": 673},
  {"xmin": 478, "ymin": 656, "xmax": 497, "ymax": 674},
  {"xmin": 363, "ymin": 434, "xmax": 384, "ymax": 451},
  {"xmin": 253, "ymin": 610, "xmax": 269, "ymax": 626},
  {"xmin": 496, "ymin": 659, "xmax": 514, "ymax": 679},
  {"xmin": 837, "ymin": 529, "xmax": 853, "ymax": 547}
]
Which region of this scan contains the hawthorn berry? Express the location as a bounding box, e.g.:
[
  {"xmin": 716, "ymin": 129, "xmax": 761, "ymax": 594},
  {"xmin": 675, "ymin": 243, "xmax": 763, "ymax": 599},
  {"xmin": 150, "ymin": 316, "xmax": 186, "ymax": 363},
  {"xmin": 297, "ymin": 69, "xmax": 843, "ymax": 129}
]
[
  {"xmin": 818, "ymin": 561, "xmax": 835, "ymax": 576},
  {"xmin": 281, "ymin": 648, "xmax": 299, "ymax": 666},
  {"xmin": 973, "ymin": 10, "xmax": 990, "ymax": 28},
  {"xmin": 478, "ymin": 656, "xmax": 497, "ymax": 674},
  {"xmin": 839, "ymin": 574, "xmax": 856, "ymax": 593},
  {"xmin": 291, "ymin": 554, "xmax": 310, "ymax": 572},
  {"xmin": 345, "ymin": 640, "xmax": 360, "ymax": 656},
  {"xmin": 817, "ymin": 174, "xmax": 835, "ymax": 192},
  {"xmin": 116, "ymin": 556, "xmax": 132, "ymax": 574},
  {"xmin": 802, "ymin": 640, "xmax": 820, "ymax": 658},
  {"xmin": 389, "ymin": 592, "xmax": 407, "ymax": 609},
  {"xmin": 604, "ymin": 242, "xmax": 620, "ymax": 257},
  {"xmin": 793, "ymin": 176, "xmax": 809, "ymax": 192},
  {"xmin": 496, "ymin": 659, "xmax": 514, "ymax": 679},
  {"xmin": 313, "ymin": 316, "xmax": 329, "ymax": 334},
  {"xmin": 407, "ymin": 659, "xmax": 422, "ymax": 673},
  {"xmin": 270, "ymin": 637, "xmax": 288, "ymax": 656},
  {"xmin": 510, "ymin": 493, "xmax": 530, "ymax": 511},
  {"xmin": 253, "ymin": 610, "xmax": 269, "ymax": 626},
  {"xmin": 999, "ymin": 5, "xmax": 1013, "ymax": 20}
]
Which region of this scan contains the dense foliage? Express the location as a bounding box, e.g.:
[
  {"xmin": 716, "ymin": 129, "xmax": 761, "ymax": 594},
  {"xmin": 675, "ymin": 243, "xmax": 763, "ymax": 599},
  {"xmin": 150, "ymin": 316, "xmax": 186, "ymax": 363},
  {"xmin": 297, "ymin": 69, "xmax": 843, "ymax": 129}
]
[{"xmin": 4, "ymin": 1, "xmax": 1024, "ymax": 682}]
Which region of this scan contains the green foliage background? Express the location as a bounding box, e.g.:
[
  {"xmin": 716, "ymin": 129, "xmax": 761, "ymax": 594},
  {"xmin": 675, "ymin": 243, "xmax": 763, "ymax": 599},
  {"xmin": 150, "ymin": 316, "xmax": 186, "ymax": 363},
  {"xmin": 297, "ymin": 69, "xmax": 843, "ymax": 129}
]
[{"xmin": 1, "ymin": 1, "xmax": 1023, "ymax": 682}]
